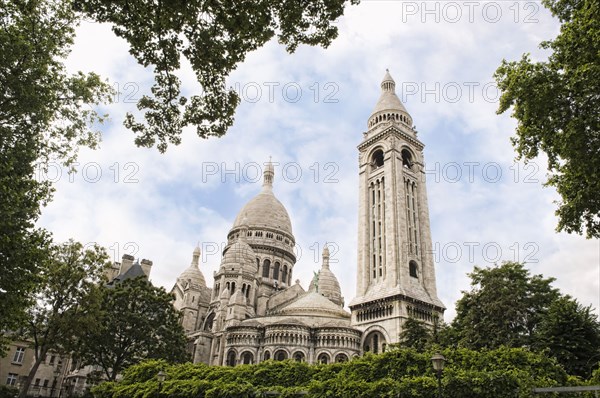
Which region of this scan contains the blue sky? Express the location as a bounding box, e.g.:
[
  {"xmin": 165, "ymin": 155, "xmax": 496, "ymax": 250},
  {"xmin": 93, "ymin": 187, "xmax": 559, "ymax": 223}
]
[{"xmin": 39, "ymin": 0, "xmax": 599, "ymax": 321}]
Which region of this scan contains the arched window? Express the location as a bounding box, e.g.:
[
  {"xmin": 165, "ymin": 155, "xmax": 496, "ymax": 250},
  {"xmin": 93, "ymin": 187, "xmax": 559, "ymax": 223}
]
[
  {"xmin": 274, "ymin": 350, "xmax": 287, "ymax": 361},
  {"xmin": 409, "ymin": 261, "xmax": 418, "ymax": 278},
  {"xmin": 241, "ymin": 352, "xmax": 254, "ymax": 365},
  {"xmin": 293, "ymin": 352, "xmax": 305, "ymax": 362},
  {"xmin": 204, "ymin": 313, "xmax": 215, "ymax": 331},
  {"xmin": 401, "ymin": 149, "xmax": 413, "ymax": 169},
  {"xmin": 230, "ymin": 282, "xmax": 235, "ymax": 294},
  {"xmin": 273, "ymin": 262, "xmax": 280, "ymax": 281},
  {"xmin": 263, "ymin": 351, "xmax": 271, "ymax": 361},
  {"xmin": 372, "ymin": 149, "xmax": 384, "ymax": 168},
  {"xmin": 226, "ymin": 350, "xmax": 236, "ymax": 366},
  {"xmin": 262, "ymin": 259, "xmax": 271, "ymax": 278},
  {"xmin": 317, "ymin": 353, "xmax": 330, "ymax": 364},
  {"xmin": 245, "ymin": 285, "xmax": 250, "ymax": 298},
  {"xmin": 335, "ymin": 353, "xmax": 348, "ymax": 363},
  {"xmin": 282, "ymin": 265, "xmax": 288, "ymax": 283}
]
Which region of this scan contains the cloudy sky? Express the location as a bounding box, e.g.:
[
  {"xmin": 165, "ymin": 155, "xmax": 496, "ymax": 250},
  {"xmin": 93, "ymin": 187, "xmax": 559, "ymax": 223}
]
[{"xmin": 39, "ymin": 0, "xmax": 599, "ymax": 321}]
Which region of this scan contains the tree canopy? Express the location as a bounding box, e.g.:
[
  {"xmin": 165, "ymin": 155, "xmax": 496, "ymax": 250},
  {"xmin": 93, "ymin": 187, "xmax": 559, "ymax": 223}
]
[
  {"xmin": 451, "ymin": 262, "xmax": 560, "ymax": 349},
  {"xmin": 18, "ymin": 240, "xmax": 109, "ymax": 398},
  {"xmin": 73, "ymin": 0, "xmax": 359, "ymax": 152},
  {"xmin": 0, "ymin": 0, "xmax": 112, "ymax": 352},
  {"xmin": 449, "ymin": 262, "xmax": 600, "ymax": 378},
  {"xmin": 495, "ymin": 0, "xmax": 600, "ymax": 238},
  {"xmin": 74, "ymin": 277, "xmax": 189, "ymax": 381},
  {"xmin": 533, "ymin": 295, "xmax": 600, "ymax": 378}
]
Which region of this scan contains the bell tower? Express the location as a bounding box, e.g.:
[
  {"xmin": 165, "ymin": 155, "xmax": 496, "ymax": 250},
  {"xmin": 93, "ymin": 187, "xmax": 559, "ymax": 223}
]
[{"xmin": 349, "ymin": 70, "xmax": 445, "ymax": 352}]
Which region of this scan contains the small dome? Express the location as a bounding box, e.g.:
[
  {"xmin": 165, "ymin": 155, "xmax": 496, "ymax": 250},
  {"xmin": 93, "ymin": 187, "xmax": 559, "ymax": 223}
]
[
  {"xmin": 221, "ymin": 240, "xmax": 256, "ymax": 271},
  {"xmin": 177, "ymin": 247, "xmax": 206, "ymax": 287},
  {"xmin": 308, "ymin": 245, "xmax": 343, "ymax": 306},
  {"xmin": 279, "ymin": 292, "xmax": 349, "ymax": 318},
  {"xmin": 315, "ymin": 267, "xmax": 343, "ymax": 306}
]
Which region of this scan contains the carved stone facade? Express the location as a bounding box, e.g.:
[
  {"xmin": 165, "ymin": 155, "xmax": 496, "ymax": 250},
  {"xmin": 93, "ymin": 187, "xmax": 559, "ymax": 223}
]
[{"xmin": 171, "ymin": 71, "xmax": 444, "ymax": 366}]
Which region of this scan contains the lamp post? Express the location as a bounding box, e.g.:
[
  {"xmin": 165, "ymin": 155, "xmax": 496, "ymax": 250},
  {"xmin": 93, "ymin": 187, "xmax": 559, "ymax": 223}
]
[
  {"xmin": 431, "ymin": 353, "xmax": 446, "ymax": 398},
  {"xmin": 156, "ymin": 371, "xmax": 166, "ymax": 397}
]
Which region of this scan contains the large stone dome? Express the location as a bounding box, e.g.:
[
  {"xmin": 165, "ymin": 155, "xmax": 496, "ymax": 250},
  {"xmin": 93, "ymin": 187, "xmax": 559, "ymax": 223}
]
[
  {"xmin": 231, "ymin": 161, "xmax": 293, "ymax": 236},
  {"xmin": 232, "ymin": 190, "xmax": 293, "ymax": 236}
]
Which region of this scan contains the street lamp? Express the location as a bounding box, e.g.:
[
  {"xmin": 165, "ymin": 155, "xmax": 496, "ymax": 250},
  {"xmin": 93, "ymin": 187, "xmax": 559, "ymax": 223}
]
[
  {"xmin": 431, "ymin": 353, "xmax": 446, "ymax": 398},
  {"xmin": 156, "ymin": 371, "xmax": 166, "ymax": 397}
]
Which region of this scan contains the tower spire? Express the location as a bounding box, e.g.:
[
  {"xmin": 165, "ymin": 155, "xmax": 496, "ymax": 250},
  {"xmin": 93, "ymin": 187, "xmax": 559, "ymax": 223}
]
[
  {"xmin": 263, "ymin": 158, "xmax": 274, "ymax": 190},
  {"xmin": 192, "ymin": 244, "xmax": 200, "ymax": 266},
  {"xmin": 368, "ymin": 69, "xmax": 412, "ymax": 130},
  {"xmin": 381, "ymin": 69, "xmax": 396, "ymax": 92},
  {"xmin": 322, "ymin": 245, "xmax": 330, "ymax": 268}
]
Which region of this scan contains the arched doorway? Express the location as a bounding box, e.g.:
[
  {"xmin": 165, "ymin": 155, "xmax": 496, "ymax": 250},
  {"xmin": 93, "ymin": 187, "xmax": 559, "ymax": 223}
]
[
  {"xmin": 363, "ymin": 331, "xmax": 386, "ymax": 354},
  {"xmin": 226, "ymin": 350, "xmax": 236, "ymax": 366},
  {"xmin": 241, "ymin": 351, "xmax": 254, "ymax": 364}
]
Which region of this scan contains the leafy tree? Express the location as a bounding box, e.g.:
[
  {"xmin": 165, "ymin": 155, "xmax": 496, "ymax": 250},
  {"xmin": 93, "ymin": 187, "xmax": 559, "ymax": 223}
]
[
  {"xmin": 0, "ymin": 0, "xmax": 112, "ymax": 350},
  {"xmin": 533, "ymin": 295, "xmax": 600, "ymax": 378},
  {"xmin": 73, "ymin": 0, "xmax": 359, "ymax": 152},
  {"xmin": 18, "ymin": 240, "xmax": 109, "ymax": 398},
  {"xmin": 74, "ymin": 277, "xmax": 189, "ymax": 381},
  {"xmin": 399, "ymin": 316, "xmax": 432, "ymax": 351},
  {"xmin": 451, "ymin": 262, "xmax": 560, "ymax": 349},
  {"xmin": 495, "ymin": 0, "xmax": 600, "ymax": 238}
]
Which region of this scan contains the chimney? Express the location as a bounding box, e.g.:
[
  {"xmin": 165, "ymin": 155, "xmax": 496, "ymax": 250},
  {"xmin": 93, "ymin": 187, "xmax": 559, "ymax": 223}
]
[
  {"xmin": 140, "ymin": 259, "xmax": 153, "ymax": 278},
  {"xmin": 119, "ymin": 254, "xmax": 135, "ymax": 275}
]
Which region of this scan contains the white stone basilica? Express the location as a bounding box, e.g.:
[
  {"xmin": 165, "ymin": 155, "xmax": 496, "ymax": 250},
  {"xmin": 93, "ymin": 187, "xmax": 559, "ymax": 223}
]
[{"xmin": 171, "ymin": 71, "xmax": 445, "ymax": 366}]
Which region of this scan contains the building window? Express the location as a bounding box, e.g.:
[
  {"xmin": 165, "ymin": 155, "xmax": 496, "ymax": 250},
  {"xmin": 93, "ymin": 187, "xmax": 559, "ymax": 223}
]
[
  {"xmin": 35, "ymin": 378, "xmax": 41, "ymax": 386},
  {"xmin": 43, "ymin": 379, "xmax": 49, "ymax": 387},
  {"xmin": 282, "ymin": 265, "xmax": 288, "ymax": 284},
  {"xmin": 372, "ymin": 149, "xmax": 384, "ymax": 168},
  {"xmin": 6, "ymin": 373, "xmax": 18, "ymax": 386},
  {"xmin": 263, "ymin": 351, "xmax": 271, "ymax": 361},
  {"xmin": 273, "ymin": 262, "xmax": 280, "ymax": 281},
  {"xmin": 335, "ymin": 353, "xmax": 348, "ymax": 363},
  {"xmin": 274, "ymin": 350, "xmax": 287, "ymax": 361},
  {"xmin": 409, "ymin": 261, "xmax": 418, "ymax": 278},
  {"xmin": 401, "ymin": 148, "xmax": 413, "ymax": 169},
  {"xmin": 12, "ymin": 347, "xmax": 25, "ymax": 364},
  {"xmin": 226, "ymin": 350, "xmax": 236, "ymax": 366},
  {"xmin": 262, "ymin": 259, "xmax": 271, "ymax": 278},
  {"xmin": 317, "ymin": 353, "xmax": 330, "ymax": 364},
  {"xmin": 293, "ymin": 352, "xmax": 305, "ymax": 362}
]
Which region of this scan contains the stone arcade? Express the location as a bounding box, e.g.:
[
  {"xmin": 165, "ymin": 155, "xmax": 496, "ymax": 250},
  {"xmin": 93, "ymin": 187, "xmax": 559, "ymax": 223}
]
[{"xmin": 171, "ymin": 71, "xmax": 445, "ymax": 366}]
